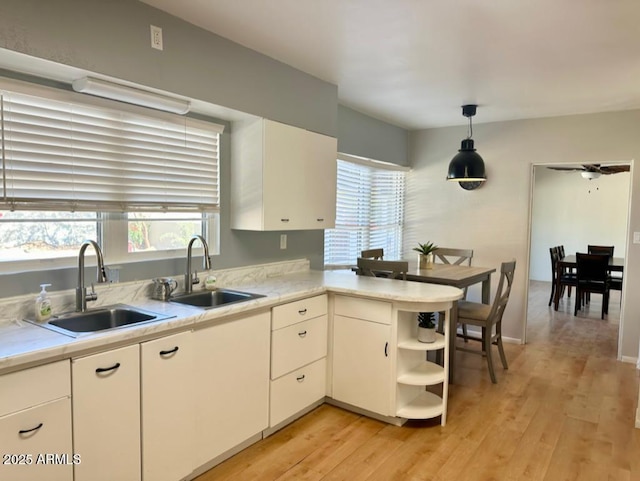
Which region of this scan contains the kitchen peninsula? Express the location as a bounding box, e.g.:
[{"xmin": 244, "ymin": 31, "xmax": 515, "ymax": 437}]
[{"xmin": 0, "ymin": 261, "xmax": 462, "ymax": 481}]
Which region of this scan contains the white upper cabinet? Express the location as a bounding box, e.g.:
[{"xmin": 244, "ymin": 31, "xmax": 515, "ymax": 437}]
[{"xmin": 231, "ymin": 118, "xmax": 337, "ymax": 231}]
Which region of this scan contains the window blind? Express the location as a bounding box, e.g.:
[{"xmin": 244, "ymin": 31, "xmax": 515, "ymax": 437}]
[
  {"xmin": 1, "ymin": 89, "xmax": 222, "ymax": 212},
  {"xmin": 324, "ymin": 158, "xmax": 405, "ymax": 266}
]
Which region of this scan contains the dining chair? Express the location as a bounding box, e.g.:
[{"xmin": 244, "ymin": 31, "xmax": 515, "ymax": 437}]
[
  {"xmin": 455, "ymin": 260, "xmax": 516, "ymax": 383},
  {"xmin": 586, "ymin": 245, "xmax": 622, "ymax": 303},
  {"xmin": 587, "ymin": 245, "xmax": 614, "ymax": 256},
  {"xmin": 360, "ymin": 248, "xmax": 384, "ymax": 260},
  {"xmin": 356, "ymin": 257, "xmax": 408, "ymax": 280},
  {"xmin": 549, "ymin": 246, "xmax": 577, "ymax": 307},
  {"xmin": 574, "ymin": 253, "xmax": 610, "ymax": 319},
  {"xmin": 433, "ymin": 248, "xmax": 473, "ymax": 339}
]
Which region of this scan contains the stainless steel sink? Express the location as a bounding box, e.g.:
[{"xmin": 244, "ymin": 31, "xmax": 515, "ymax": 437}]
[
  {"xmin": 169, "ymin": 289, "xmax": 264, "ymax": 309},
  {"xmin": 30, "ymin": 304, "xmax": 175, "ymax": 337}
]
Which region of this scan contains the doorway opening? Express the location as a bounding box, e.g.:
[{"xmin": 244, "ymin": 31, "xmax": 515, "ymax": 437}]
[{"xmin": 525, "ymin": 161, "xmax": 632, "ymax": 356}]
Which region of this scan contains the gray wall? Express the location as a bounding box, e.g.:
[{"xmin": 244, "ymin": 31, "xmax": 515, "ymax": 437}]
[
  {"xmin": 338, "ymin": 105, "xmax": 409, "ymax": 166},
  {"xmin": 407, "ymin": 109, "xmax": 640, "ymax": 362},
  {"xmin": 0, "ymin": 0, "xmax": 337, "ymax": 136},
  {"xmin": 0, "ymin": 0, "xmax": 408, "ymax": 297}
]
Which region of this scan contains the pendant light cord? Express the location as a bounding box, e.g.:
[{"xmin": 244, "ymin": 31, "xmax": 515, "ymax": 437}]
[{"xmin": 467, "ymin": 116, "xmax": 473, "ymax": 140}]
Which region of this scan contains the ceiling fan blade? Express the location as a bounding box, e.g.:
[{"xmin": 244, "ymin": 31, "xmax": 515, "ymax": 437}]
[
  {"xmin": 547, "ymin": 166, "xmax": 584, "ymax": 171},
  {"xmin": 598, "ymin": 164, "xmax": 630, "ymax": 174}
]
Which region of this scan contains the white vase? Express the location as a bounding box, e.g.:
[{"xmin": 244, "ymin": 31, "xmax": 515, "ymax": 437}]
[
  {"xmin": 419, "ymin": 253, "xmax": 434, "ymax": 269},
  {"xmin": 418, "ymin": 326, "xmax": 437, "ymax": 343}
]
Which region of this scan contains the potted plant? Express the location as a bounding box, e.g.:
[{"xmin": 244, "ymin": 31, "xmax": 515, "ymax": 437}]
[
  {"xmin": 417, "ymin": 312, "xmax": 437, "ymax": 343},
  {"xmin": 413, "ymin": 242, "xmax": 438, "ymax": 269}
]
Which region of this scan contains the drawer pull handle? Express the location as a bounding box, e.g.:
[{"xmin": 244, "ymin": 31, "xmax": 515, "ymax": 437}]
[
  {"xmin": 296, "ymin": 375, "xmax": 305, "ymax": 382},
  {"xmin": 159, "ymin": 346, "xmax": 179, "ymax": 356},
  {"xmin": 316, "ymin": 218, "xmax": 324, "ymax": 222},
  {"xmin": 19, "ymin": 423, "xmax": 43, "ymax": 435},
  {"xmin": 281, "ymin": 218, "xmax": 290, "ymax": 222},
  {"xmin": 96, "ymin": 362, "xmax": 121, "ymax": 373},
  {"xmin": 384, "ymin": 342, "xmax": 389, "ymax": 357},
  {"xmin": 298, "ymin": 308, "xmax": 307, "ymax": 315},
  {"xmin": 298, "ymin": 330, "xmax": 307, "ymax": 338}
]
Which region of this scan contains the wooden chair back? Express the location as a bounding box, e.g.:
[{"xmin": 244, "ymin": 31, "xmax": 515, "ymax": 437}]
[
  {"xmin": 356, "ymin": 258, "xmax": 408, "ymax": 280},
  {"xmin": 486, "ymin": 260, "xmax": 517, "ymax": 328},
  {"xmin": 576, "ymin": 253, "xmax": 610, "ymax": 283},
  {"xmin": 433, "ymin": 247, "xmax": 473, "ymax": 266},
  {"xmin": 360, "ymin": 248, "xmax": 384, "ymax": 260},
  {"xmin": 587, "ymin": 245, "xmax": 614, "ymax": 256}
]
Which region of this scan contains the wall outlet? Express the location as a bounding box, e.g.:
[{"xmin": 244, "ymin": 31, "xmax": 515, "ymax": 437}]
[
  {"xmin": 280, "ymin": 234, "xmax": 287, "ymax": 250},
  {"xmin": 150, "ymin": 25, "xmax": 163, "ymax": 50}
]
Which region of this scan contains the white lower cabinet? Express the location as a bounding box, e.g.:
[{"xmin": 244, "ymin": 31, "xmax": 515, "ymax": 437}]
[
  {"xmin": 0, "ymin": 360, "xmax": 72, "ymax": 481},
  {"xmin": 270, "ymin": 358, "xmax": 326, "ymax": 427},
  {"xmin": 72, "ymin": 344, "xmax": 140, "ymax": 481},
  {"xmin": 269, "ymin": 295, "xmax": 328, "ymax": 428},
  {"xmin": 141, "ymin": 330, "xmax": 195, "ymax": 481},
  {"xmin": 332, "ymin": 296, "xmax": 393, "ymax": 417},
  {"xmin": 193, "ymin": 311, "xmax": 270, "ymax": 468}
]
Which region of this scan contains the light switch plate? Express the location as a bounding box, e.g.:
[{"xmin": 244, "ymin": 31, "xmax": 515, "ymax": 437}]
[{"xmin": 634, "ymin": 232, "xmax": 640, "ymax": 244}]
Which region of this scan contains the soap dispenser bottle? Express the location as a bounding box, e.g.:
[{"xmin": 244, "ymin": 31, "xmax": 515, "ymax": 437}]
[{"xmin": 35, "ymin": 283, "xmax": 53, "ymax": 322}]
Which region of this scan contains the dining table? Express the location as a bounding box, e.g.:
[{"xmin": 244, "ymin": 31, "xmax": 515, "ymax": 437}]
[
  {"xmin": 553, "ymin": 255, "xmax": 624, "ymax": 310},
  {"xmin": 405, "ymin": 263, "xmax": 497, "ymax": 383}
]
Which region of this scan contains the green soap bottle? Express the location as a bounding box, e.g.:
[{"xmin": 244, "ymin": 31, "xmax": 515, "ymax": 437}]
[{"xmin": 35, "ymin": 283, "xmax": 52, "ymax": 322}]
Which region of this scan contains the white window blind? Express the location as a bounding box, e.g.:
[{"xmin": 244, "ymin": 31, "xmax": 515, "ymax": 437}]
[
  {"xmin": 324, "ymin": 157, "xmax": 406, "ymax": 266},
  {"xmin": 1, "ymin": 89, "xmax": 222, "ymax": 212}
]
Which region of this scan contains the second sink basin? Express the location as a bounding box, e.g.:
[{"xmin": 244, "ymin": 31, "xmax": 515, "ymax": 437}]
[
  {"xmin": 169, "ymin": 289, "xmax": 264, "ymax": 309},
  {"xmin": 34, "ymin": 305, "xmax": 175, "ymax": 337}
]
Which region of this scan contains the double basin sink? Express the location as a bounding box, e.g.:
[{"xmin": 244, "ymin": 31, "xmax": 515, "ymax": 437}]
[{"xmin": 33, "ymin": 289, "xmax": 264, "ymax": 337}]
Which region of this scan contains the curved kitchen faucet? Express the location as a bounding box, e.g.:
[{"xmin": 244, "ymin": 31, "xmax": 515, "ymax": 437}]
[
  {"xmin": 76, "ymin": 240, "xmax": 108, "ymax": 312},
  {"xmin": 185, "ymin": 235, "xmax": 211, "ymax": 294}
]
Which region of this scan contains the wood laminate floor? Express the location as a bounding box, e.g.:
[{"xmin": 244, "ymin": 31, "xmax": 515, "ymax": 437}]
[{"xmin": 196, "ymin": 281, "xmax": 639, "ymax": 481}]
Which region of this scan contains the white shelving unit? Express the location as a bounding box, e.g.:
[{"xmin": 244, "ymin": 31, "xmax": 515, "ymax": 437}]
[{"xmin": 395, "ymin": 310, "xmax": 449, "ymax": 425}]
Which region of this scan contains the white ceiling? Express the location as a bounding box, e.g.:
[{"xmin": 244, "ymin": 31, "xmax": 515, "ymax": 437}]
[{"xmin": 140, "ymin": 0, "xmax": 640, "ymax": 130}]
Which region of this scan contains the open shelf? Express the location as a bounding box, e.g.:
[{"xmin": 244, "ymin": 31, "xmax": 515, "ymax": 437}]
[
  {"xmin": 397, "ymin": 362, "xmax": 445, "ymax": 385},
  {"xmin": 396, "ymin": 391, "xmax": 443, "ymax": 419},
  {"xmin": 397, "ymin": 334, "xmax": 445, "ymax": 351}
]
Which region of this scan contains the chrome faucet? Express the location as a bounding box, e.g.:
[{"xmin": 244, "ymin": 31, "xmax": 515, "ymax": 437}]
[
  {"xmin": 185, "ymin": 235, "xmax": 211, "ymax": 294},
  {"xmin": 76, "ymin": 240, "xmax": 108, "ymax": 312}
]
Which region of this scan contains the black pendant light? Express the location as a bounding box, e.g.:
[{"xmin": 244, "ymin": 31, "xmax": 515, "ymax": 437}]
[{"xmin": 447, "ymin": 104, "xmax": 486, "ymax": 190}]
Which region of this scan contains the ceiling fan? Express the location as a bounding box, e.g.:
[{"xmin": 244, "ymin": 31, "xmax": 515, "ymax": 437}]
[{"xmin": 546, "ymin": 164, "xmax": 630, "ymax": 179}]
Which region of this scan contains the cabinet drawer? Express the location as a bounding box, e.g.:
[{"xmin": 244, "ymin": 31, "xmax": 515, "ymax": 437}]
[
  {"xmin": 334, "ymin": 295, "xmax": 392, "ymax": 325},
  {"xmin": 272, "ymin": 294, "xmax": 327, "ymax": 330},
  {"xmin": 270, "ymin": 358, "xmax": 326, "ymax": 427},
  {"xmin": 271, "ymin": 315, "xmax": 328, "ymax": 379},
  {"xmin": 0, "ymin": 397, "xmax": 73, "ymax": 481},
  {"xmin": 0, "ymin": 360, "xmax": 70, "ymax": 417}
]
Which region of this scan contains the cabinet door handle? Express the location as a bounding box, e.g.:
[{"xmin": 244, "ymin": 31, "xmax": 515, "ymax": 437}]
[
  {"xmin": 280, "ymin": 218, "xmax": 290, "ymax": 222},
  {"xmin": 159, "ymin": 346, "xmax": 179, "ymax": 356},
  {"xmin": 384, "ymin": 342, "xmax": 388, "ymax": 357},
  {"xmin": 19, "ymin": 423, "xmax": 43, "ymax": 435},
  {"xmin": 296, "ymin": 375, "xmax": 305, "ymax": 382},
  {"xmin": 298, "ymin": 330, "xmax": 307, "ymax": 338},
  {"xmin": 316, "ymin": 218, "xmax": 324, "ymax": 222},
  {"xmin": 298, "ymin": 308, "xmax": 307, "ymax": 315},
  {"xmin": 96, "ymin": 362, "xmax": 121, "ymax": 373}
]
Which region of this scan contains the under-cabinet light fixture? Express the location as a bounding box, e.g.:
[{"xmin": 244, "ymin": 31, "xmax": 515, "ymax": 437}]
[{"xmin": 72, "ymin": 77, "xmax": 191, "ymax": 115}]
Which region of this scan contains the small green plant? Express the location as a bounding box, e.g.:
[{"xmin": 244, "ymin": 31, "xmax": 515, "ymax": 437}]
[
  {"xmin": 417, "ymin": 312, "xmax": 436, "ymax": 329},
  {"xmin": 413, "ymin": 242, "xmax": 438, "ymax": 255}
]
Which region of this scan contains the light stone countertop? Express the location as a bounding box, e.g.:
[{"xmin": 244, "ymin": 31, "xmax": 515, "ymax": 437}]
[{"xmin": 0, "ymin": 268, "xmax": 462, "ymax": 375}]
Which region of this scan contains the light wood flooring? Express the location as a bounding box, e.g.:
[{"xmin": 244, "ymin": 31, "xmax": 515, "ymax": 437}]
[{"xmin": 196, "ymin": 281, "xmax": 639, "ymax": 481}]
